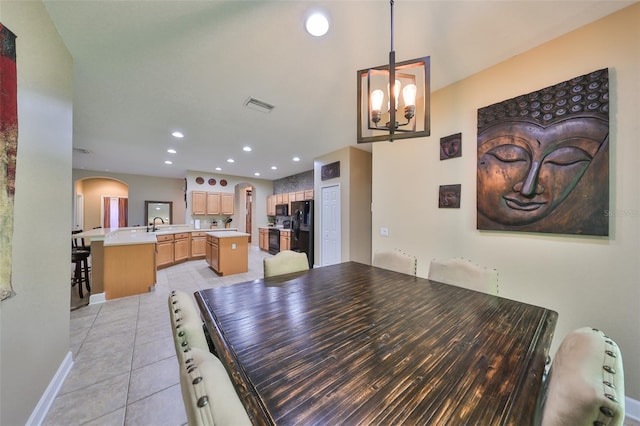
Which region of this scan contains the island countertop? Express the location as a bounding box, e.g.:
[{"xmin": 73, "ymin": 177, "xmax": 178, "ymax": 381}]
[
  {"xmin": 207, "ymin": 231, "xmax": 250, "ymax": 238},
  {"xmin": 76, "ymin": 226, "xmax": 240, "ymax": 247}
]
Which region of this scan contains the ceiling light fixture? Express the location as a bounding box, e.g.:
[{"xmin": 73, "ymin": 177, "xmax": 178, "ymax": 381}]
[
  {"xmin": 271, "ymin": 166, "xmax": 277, "ymax": 170},
  {"xmin": 227, "ymin": 158, "xmax": 235, "ymax": 163},
  {"xmin": 293, "ymin": 157, "xmax": 300, "ymax": 162},
  {"xmin": 243, "ymin": 146, "xmax": 252, "ymax": 152},
  {"xmin": 171, "ymin": 131, "xmax": 184, "ymax": 138},
  {"xmin": 167, "ymin": 148, "xmax": 176, "ymax": 154},
  {"xmin": 357, "ymin": 0, "xmax": 430, "ymax": 143},
  {"xmin": 215, "ymin": 167, "xmax": 222, "ymax": 171},
  {"xmin": 164, "ymin": 160, "xmax": 173, "ymax": 165},
  {"xmin": 305, "ymin": 12, "xmax": 329, "ymax": 37},
  {"xmin": 254, "ymin": 172, "xmax": 260, "ymax": 176}
]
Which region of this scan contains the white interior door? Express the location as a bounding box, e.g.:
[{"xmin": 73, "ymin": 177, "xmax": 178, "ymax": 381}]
[{"xmin": 321, "ymin": 184, "xmax": 341, "ymax": 266}]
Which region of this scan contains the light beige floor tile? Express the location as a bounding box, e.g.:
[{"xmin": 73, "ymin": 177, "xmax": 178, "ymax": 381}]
[
  {"xmin": 84, "ymin": 316, "xmax": 138, "ymax": 343},
  {"xmin": 124, "ymin": 383, "xmax": 186, "ymax": 426},
  {"xmin": 43, "ymin": 372, "xmax": 129, "ymax": 426},
  {"xmin": 132, "ymin": 335, "xmax": 176, "ymax": 370},
  {"xmin": 127, "ymin": 356, "xmax": 180, "ymax": 404},
  {"xmin": 83, "ymin": 407, "xmax": 126, "ymax": 426}
]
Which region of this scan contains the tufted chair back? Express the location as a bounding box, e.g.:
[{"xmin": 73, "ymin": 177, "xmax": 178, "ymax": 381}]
[
  {"xmin": 428, "ymin": 257, "xmax": 499, "ymax": 295},
  {"xmin": 168, "ymin": 290, "xmax": 211, "ymax": 356},
  {"xmin": 541, "ymin": 327, "xmax": 625, "ymax": 426},
  {"xmin": 372, "ymin": 249, "xmax": 417, "ymax": 276},
  {"xmin": 263, "ymin": 250, "xmax": 309, "ymax": 278}
]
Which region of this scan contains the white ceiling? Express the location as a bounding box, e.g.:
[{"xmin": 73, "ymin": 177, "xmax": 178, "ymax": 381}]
[{"xmin": 43, "ymin": 0, "xmax": 634, "ymax": 181}]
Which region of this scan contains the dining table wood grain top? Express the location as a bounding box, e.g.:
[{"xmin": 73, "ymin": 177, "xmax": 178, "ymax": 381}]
[{"xmin": 195, "ymin": 261, "xmax": 558, "ymax": 426}]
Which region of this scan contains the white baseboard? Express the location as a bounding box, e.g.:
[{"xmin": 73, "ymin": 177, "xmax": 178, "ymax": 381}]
[
  {"xmin": 627, "ymin": 396, "xmax": 640, "ymax": 421},
  {"xmin": 89, "ymin": 292, "xmax": 106, "ymax": 305},
  {"xmin": 26, "ymin": 351, "xmax": 74, "ymax": 426}
]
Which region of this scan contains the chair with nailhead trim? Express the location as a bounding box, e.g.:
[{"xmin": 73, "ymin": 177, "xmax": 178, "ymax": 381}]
[
  {"xmin": 428, "ymin": 257, "xmax": 499, "ymax": 295},
  {"xmin": 178, "ymin": 347, "xmax": 252, "ymax": 426},
  {"xmin": 168, "ymin": 290, "xmax": 214, "ymax": 356},
  {"xmin": 372, "ymin": 249, "xmax": 417, "ymax": 276},
  {"xmin": 540, "ymin": 327, "xmax": 625, "ymax": 426}
]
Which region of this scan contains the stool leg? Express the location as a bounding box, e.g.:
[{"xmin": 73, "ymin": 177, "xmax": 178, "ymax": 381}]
[
  {"xmin": 82, "ymin": 257, "xmax": 91, "ymax": 294},
  {"xmin": 74, "ymin": 261, "xmax": 84, "ymax": 298}
]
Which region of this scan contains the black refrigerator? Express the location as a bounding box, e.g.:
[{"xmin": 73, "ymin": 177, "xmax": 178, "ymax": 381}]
[{"xmin": 290, "ymin": 200, "xmax": 313, "ymax": 268}]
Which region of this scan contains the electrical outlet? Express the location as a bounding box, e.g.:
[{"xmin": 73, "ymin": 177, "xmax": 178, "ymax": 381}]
[
  {"xmin": 380, "ymin": 227, "xmax": 389, "ymax": 237},
  {"xmin": 231, "ymin": 243, "xmax": 237, "ymax": 249}
]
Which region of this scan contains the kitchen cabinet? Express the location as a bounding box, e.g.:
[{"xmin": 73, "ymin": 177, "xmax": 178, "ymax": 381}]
[
  {"xmin": 207, "ymin": 235, "xmax": 219, "ymax": 272},
  {"xmin": 103, "ymin": 243, "xmax": 156, "ymax": 300},
  {"xmin": 221, "ymin": 193, "xmax": 234, "ymax": 214},
  {"xmin": 267, "ymin": 195, "xmax": 276, "ymax": 216},
  {"xmin": 259, "ymin": 228, "xmax": 269, "ymax": 251},
  {"xmin": 304, "ymin": 189, "xmax": 314, "ymax": 200},
  {"xmin": 174, "ymin": 232, "xmax": 190, "ymax": 263},
  {"xmin": 191, "ymin": 231, "xmax": 207, "ymax": 258},
  {"xmin": 280, "ymin": 230, "xmax": 291, "ymax": 251},
  {"xmin": 156, "ymin": 234, "xmax": 174, "ymax": 268},
  {"xmin": 206, "ymin": 192, "xmax": 221, "ymax": 214},
  {"xmin": 192, "ymin": 191, "xmax": 207, "ymax": 215}
]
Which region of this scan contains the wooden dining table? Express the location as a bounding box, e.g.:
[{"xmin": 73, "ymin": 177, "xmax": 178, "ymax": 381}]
[{"xmin": 195, "ymin": 261, "xmax": 558, "ymax": 426}]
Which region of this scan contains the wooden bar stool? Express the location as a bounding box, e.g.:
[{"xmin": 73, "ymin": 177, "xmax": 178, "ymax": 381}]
[{"xmin": 71, "ymin": 249, "xmax": 91, "ymax": 298}]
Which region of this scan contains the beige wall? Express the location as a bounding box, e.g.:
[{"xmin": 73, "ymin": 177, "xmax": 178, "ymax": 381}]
[
  {"xmin": 372, "ymin": 4, "xmax": 640, "ymax": 400},
  {"xmin": 315, "ymin": 147, "xmax": 372, "ymax": 265},
  {"xmin": 0, "ymin": 1, "xmax": 73, "ymax": 424},
  {"xmin": 78, "ymin": 177, "xmax": 128, "ymax": 230},
  {"xmin": 73, "ymin": 169, "xmax": 187, "ymax": 228}
]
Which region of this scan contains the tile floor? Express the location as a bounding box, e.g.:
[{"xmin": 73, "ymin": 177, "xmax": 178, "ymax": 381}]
[
  {"xmin": 51, "ymin": 247, "xmax": 640, "ymax": 426},
  {"xmin": 45, "ymin": 247, "xmax": 271, "ymax": 426}
]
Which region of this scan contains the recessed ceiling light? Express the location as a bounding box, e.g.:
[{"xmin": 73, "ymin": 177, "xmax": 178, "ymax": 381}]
[
  {"xmin": 243, "ymin": 146, "xmax": 252, "ymax": 152},
  {"xmin": 171, "ymin": 131, "xmax": 184, "ymax": 138},
  {"xmin": 305, "ymin": 12, "xmax": 329, "ymax": 37},
  {"xmin": 167, "ymin": 148, "xmax": 177, "ymax": 154},
  {"xmin": 215, "ymin": 167, "xmax": 222, "ymax": 171},
  {"xmin": 254, "ymin": 172, "xmax": 260, "ymax": 176},
  {"xmin": 271, "ymin": 166, "xmax": 277, "ymax": 170},
  {"xmin": 293, "ymin": 156, "xmax": 301, "ymax": 162},
  {"xmin": 164, "ymin": 160, "xmax": 173, "ymax": 165},
  {"xmin": 227, "ymin": 158, "xmax": 235, "ymax": 163}
]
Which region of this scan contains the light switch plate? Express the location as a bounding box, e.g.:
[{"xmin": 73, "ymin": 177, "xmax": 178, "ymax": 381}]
[{"xmin": 380, "ymin": 227, "xmax": 389, "ymax": 237}]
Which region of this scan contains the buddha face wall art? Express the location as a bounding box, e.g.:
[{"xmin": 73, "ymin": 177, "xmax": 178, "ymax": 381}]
[{"xmin": 476, "ymin": 69, "xmax": 609, "ymax": 236}]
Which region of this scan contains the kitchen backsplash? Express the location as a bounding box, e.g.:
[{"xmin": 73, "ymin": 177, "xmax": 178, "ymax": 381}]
[{"xmin": 273, "ymin": 170, "xmax": 313, "ymax": 194}]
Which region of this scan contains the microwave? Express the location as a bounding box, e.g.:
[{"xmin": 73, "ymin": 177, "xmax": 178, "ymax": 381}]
[{"xmin": 275, "ymin": 204, "xmax": 289, "ymax": 216}]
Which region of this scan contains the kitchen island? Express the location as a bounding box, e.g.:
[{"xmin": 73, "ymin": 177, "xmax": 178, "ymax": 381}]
[
  {"xmin": 76, "ymin": 226, "xmax": 244, "ymax": 300},
  {"xmin": 205, "ymin": 231, "xmax": 250, "ymax": 276}
]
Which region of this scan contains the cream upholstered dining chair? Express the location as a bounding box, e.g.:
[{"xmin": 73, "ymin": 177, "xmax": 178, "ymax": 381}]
[
  {"xmin": 263, "ymin": 250, "xmax": 309, "ymax": 278},
  {"xmin": 168, "ymin": 290, "xmax": 211, "ymax": 355},
  {"xmin": 427, "ymin": 257, "xmax": 499, "ymax": 295},
  {"xmin": 178, "ymin": 347, "xmax": 252, "ymax": 426},
  {"xmin": 372, "ymin": 249, "xmax": 417, "ymax": 276},
  {"xmin": 540, "ymin": 327, "xmax": 625, "ymax": 426}
]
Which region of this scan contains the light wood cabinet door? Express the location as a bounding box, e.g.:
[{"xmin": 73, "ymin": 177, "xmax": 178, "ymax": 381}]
[
  {"xmin": 157, "ymin": 240, "xmax": 174, "ymax": 268},
  {"xmin": 209, "ymin": 237, "xmax": 219, "ymax": 272},
  {"xmin": 221, "ymin": 193, "xmax": 234, "ymax": 215},
  {"xmin": 259, "ymin": 228, "xmax": 269, "ymax": 251},
  {"xmin": 174, "ymin": 233, "xmax": 189, "ymax": 262},
  {"xmin": 206, "ymin": 192, "xmax": 221, "ymax": 215},
  {"xmin": 267, "ymin": 195, "xmax": 276, "ymax": 216},
  {"xmin": 192, "ymin": 191, "xmax": 207, "ymax": 215},
  {"xmin": 280, "ymin": 231, "xmax": 291, "ymax": 251},
  {"xmin": 304, "ymin": 189, "xmax": 314, "ymax": 200},
  {"xmin": 191, "ymin": 232, "xmax": 207, "ymax": 258}
]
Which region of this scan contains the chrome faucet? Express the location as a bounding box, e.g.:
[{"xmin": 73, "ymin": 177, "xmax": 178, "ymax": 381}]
[{"xmin": 151, "ymin": 216, "xmax": 165, "ymax": 232}]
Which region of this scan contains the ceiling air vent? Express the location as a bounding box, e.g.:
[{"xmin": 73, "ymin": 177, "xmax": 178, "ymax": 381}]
[
  {"xmin": 73, "ymin": 147, "xmax": 92, "ymax": 154},
  {"xmin": 244, "ymin": 97, "xmax": 275, "ymax": 113}
]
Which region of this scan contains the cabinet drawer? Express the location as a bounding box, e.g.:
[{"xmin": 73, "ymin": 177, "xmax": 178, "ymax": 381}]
[
  {"xmin": 191, "ymin": 231, "xmax": 207, "ymax": 237},
  {"xmin": 157, "ymin": 234, "xmax": 174, "ymax": 242},
  {"xmin": 175, "ymin": 232, "xmax": 190, "ymax": 240}
]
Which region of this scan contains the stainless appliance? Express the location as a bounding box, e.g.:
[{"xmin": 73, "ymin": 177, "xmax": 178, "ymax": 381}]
[
  {"xmin": 290, "ymin": 200, "xmax": 313, "ymax": 268},
  {"xmin": 275, "ymin": 204, "xmax": 289, "ymax": 216},
  {"xmin": 268, "ymin": 228, "xmax": 280, "ymax": 255}
]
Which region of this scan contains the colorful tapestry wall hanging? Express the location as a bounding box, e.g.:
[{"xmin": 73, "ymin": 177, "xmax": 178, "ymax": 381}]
[
  {"xmin": 476, "ymin": 68, "xmax": 609, "ymax": 236},
  {"xmin": 1, "ymin": 23, "xmax": 17, "ymax": 300}
]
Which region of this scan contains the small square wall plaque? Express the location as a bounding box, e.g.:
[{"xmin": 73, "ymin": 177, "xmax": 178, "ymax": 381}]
[{"xmin": 321, "ymin": 161, "xmax": 340, "ymax": 181}]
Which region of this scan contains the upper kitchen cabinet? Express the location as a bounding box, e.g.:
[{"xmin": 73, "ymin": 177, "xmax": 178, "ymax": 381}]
[
  {"xmin": 267, "ymin": 195, "xmax": 276, "ymax": 216},
  {"xmin": 193, "ymin": 191, "xmax": 234, "ymax": 215},
  {"xmin": 192, "ymin": 191, "xmax": 207, "ymax": 215}
]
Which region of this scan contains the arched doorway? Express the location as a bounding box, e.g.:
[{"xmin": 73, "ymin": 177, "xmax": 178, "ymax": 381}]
[
  {"xmin": 74, "ymin": 177, "xmax": 129, "ymax": 230},
  {"xmin": 235, "ymin": 182, "xmax": 255, "ymax": 244}
]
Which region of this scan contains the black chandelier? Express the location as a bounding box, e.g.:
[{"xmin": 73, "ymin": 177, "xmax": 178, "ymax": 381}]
[{"xmin": 357, "ymin": 0, "xmax": 431, "ymax": 143}]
